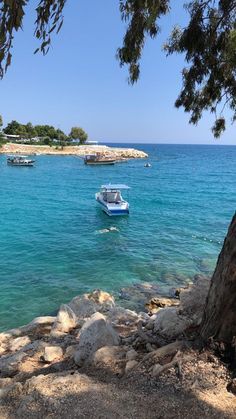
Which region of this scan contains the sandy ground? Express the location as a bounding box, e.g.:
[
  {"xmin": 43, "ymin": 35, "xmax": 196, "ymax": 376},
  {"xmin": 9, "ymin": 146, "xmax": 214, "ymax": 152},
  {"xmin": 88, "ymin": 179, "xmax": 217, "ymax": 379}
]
[{"xmin": 0, "ymin": 342, "xmax": 235, "ymax": 419}]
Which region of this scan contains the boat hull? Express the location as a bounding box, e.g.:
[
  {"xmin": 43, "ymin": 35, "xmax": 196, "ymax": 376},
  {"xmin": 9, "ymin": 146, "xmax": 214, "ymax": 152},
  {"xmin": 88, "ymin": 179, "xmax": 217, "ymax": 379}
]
[
  {"xmin": 85, "ymin": 160, "xmax": 116, "ymax": 165},
  {"xmin": 96, "ymin": 194, "xmax": 129, "ymax": 216},
  {"xmin": 7, "ymin": 162, "xmax": 34, "ymax": 166}
]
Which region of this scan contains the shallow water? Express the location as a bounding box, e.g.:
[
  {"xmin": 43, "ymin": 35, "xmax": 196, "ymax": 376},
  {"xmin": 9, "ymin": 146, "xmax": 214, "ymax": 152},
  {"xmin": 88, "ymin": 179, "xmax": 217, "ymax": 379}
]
[{"xmin": 0, "ymin": 143, "xmax": 235, "ymax": 330}]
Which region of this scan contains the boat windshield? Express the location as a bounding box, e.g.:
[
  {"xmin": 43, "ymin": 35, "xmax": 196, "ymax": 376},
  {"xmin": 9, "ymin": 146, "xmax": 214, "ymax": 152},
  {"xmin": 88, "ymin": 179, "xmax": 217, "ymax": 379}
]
[{"xmin": 102, "ymin": 190, "xmax": 122, "ymax": 203}]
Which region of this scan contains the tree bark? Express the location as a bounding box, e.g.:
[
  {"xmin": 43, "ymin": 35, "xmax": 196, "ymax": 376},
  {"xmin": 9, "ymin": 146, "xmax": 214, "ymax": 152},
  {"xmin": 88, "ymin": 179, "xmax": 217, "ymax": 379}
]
[{"xmin": 200, "ymin": 213, "xmax": 236, "ymax": 343}]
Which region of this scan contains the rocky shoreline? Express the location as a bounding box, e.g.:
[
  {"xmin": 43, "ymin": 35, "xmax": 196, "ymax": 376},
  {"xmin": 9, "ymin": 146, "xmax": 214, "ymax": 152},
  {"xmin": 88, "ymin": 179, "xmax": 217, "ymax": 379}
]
[
  {"xmin": 0, "ymin": 278, "xmax": 235, "ymax": 418},
  {"xmin": 0, "ymin": 143, "xmax": 148, "ymax": 159}
]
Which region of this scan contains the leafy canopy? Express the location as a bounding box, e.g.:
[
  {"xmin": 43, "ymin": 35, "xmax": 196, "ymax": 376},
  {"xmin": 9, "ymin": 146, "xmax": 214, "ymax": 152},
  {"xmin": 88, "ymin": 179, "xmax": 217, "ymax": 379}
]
[
  {"xmin": 69, "ymin": 127, "xmax": 88, "ymax": 143},
  {"xmin": 0, "ymin": 0, "xmax": 235, "ymax": 137}
]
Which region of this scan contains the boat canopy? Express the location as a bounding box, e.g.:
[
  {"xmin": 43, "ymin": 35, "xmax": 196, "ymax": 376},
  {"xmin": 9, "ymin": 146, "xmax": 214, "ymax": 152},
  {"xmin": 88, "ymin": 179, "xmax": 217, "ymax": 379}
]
[
  {"xmin": 101, "ymin": 184, "xmax": 130, "ymax": 190},
  {"xmin": 7, "ymin": 155, "xmax": 29, "ymax": 158}
]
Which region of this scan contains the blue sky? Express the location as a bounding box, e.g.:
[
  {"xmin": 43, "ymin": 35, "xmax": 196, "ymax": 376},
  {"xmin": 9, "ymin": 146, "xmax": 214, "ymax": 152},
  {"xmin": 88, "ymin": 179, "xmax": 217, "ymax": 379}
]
[{"xmin": 0, "ymin": 0, "xmax": 235, "ymax": 144}]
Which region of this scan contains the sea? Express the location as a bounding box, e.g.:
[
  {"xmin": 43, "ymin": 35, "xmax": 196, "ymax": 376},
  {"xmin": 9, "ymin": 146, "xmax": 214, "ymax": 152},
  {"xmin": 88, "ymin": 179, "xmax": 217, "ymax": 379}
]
[{"xmin": 0, "ymin": 143, "xmax": 235, "ymax": 331}]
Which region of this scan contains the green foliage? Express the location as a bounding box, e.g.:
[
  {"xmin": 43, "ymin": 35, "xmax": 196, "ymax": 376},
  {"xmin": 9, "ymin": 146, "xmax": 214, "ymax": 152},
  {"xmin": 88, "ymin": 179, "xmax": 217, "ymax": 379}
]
[
  {"xmin": 3, "ymin": 120, "xmax": 68, "ymax": 141},
  {"xmin": 164, "ymin": 1, "xmax": 236, "ymax": 137},
  {"xmin": 43, "ymin": 136, "xmax": 51, "ymax": 145},
  {"xmin": 0, "ymin": 1, "xmax": 235, "ymax": 137},
  {"xmin": 118, "ymin": 0, "xmax": 170, "ymax": 84},
  {"xmin": 69, "ymin": 127, "xmax": 88, "ymax": 144},
  {"xmin": 0, "ymin": 114, "xmax": 3, "ymax": 128}
]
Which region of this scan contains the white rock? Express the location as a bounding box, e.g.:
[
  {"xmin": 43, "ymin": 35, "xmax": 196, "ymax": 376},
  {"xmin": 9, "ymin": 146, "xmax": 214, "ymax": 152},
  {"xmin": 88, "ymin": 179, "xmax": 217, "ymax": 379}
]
[
  {"xmin": 68, "ymin": 297, "xmax": 98, "ymax": 319},
  {"xmin": 51, "ymin": 304, "xmax": 77, "ymax": 335},
  {"xmin": 68, "ymin": 290, "xmax": 115, "ymax": 320},
  {"xmin": 125, "ymin": 360, "xmax": 138, "ymax": 373},
  {"xmin": 3, "ymin": 316, "xmax": 56, "ymax": 338},
  {"xmin": 153, "ymin": 307, "xmax": 191, "ymax": 339},
  {"xmin": 43, "ymin": 346, "xmax": 63, "ymax": 362},
  {"xmin": 74, "ymin": 312, "xmax": 120, "ymax": 366},
  {"xmin": 126, "ymin": 349, "xmax": 138, "ymax": 361},
  {"xmin": 9, "ymin": 336, "xmax": 31, "ymax": 352},
  {"xmin": 106, "ymin": 306, "xmax": 139, "ymax": 325}
]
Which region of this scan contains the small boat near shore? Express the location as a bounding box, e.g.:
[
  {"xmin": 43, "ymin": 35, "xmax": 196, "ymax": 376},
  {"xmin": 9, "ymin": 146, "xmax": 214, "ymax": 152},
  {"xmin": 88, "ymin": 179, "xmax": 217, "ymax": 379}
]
[
  {"xmin": 96, "ymin": 184, "xmax": 130, "ymax": 216},
  {"xmin": 84, "ymin": 154, "xmax": 116, "ymax": 165},
  {"xmin": 7, "ymin": 155, "xmax": 35, "ymax": 167}
]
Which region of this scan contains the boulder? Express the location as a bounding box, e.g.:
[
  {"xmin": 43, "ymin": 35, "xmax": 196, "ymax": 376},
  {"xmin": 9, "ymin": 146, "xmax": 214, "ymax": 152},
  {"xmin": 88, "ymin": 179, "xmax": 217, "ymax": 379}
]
[
  {"xmin": 153, "ymin": 307, "xmax": 191, "ymax": 339},
  {"xmin": 106, "ymin": 306, "xmax": 139, "ymax": 325},
  {"xmin": 88, "ymin": 289, "xmax": 115, "ymax": 306},
  {"xmin": 2, "ymin": 316, "xmax": 56, "ymax": 339},
  {"xmin": 68, "ymin": 290, "xmax": 115, "ymax": 321},
  {"xmin": 51, "ymin": 304, "xmax": 77, "ymax": 336},
  {"xmin": 74, "ymin": 312, "xmax": 120, "ymax": 366},
  {"xmin": 68, "ymin": 296, "xmax": 97, "ymax": 319},
  {"xmin": 43, "ymin": 346, "xmax": 63, "ymax": 363}
]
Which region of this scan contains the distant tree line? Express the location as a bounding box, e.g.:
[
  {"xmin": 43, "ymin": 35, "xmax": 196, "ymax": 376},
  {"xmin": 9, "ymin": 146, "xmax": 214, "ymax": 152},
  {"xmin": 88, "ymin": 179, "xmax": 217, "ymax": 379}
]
[{"xmin": 0, "ymin": 116, "xmax": 88, "ymax": 145}]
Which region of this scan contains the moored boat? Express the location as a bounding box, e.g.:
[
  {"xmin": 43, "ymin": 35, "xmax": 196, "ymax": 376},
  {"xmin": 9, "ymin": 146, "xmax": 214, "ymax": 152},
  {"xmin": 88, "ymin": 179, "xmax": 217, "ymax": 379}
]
[
  {"xmin": 95, "ymin": 184, "xmax": 130, "ymax": 216},
  {"xmin": 7, "ymin": 155, "xmax": 35, "ymax": 167},
  {"xmin": 84, "ymin": 154, "xmax": 116, "ymax": 165}
]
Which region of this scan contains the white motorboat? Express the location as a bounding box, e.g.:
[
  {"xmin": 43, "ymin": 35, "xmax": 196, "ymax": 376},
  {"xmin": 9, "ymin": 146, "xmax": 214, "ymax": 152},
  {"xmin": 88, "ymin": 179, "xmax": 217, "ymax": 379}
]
[
  {"xmin": 7, "ymin": 155, "xmax": 35, "ymax": 167},
  {"xmin": 144, "ymin": 162, "xmax": 151, "ymax": 167},
  {"xmin": 95, "ymin": 184, "xmax": 130, "ymax": 216}
]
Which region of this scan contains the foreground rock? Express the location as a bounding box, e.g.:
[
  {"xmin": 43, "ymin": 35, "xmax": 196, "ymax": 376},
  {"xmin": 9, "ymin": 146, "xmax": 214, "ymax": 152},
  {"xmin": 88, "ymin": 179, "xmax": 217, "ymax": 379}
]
[
  {"xmin": 51, "ymin": 304, "xmax": 77, "ymax": 336},
  {"xmin": 0, "ymin": 283, "xmax": 235, "ymax": 419},
  {"xmin": 153, "ymin": 277, "xmax": 210, "ymax": 340},
  {"xmin": 74, "ymin": 312, "xmax": 120, "ymax": 366}
]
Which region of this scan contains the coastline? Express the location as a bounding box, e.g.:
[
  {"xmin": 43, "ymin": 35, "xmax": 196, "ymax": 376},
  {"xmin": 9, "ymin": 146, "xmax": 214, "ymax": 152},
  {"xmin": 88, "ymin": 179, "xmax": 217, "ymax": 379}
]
[
  {"xmin": 0, "ymin": 143, "xmax": 148, "ymax": 159},
  {"xmin": 0, "ymin": 281, "xmax": 235, "ymax": 418}
]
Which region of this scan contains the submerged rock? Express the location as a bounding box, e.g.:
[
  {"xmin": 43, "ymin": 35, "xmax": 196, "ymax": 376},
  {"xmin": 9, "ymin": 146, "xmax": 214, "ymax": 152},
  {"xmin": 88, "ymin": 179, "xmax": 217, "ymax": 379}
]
[{"xmin": 74, "ymin": 312, "xmax": 120, "ymax": 366}]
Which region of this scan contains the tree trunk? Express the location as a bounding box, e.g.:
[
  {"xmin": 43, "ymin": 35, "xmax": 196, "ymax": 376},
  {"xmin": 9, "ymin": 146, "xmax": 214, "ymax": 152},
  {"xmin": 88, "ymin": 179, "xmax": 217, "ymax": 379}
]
[{"xmin": 200, "ymin": 213, "xmax": 236, "ymax": 343}]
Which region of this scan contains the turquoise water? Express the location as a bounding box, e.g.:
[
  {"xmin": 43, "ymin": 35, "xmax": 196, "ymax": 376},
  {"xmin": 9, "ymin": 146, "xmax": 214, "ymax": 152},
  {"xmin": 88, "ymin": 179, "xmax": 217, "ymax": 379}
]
[{"xmin": 0, "ymin": 144, "xmax": 235, "ymax": 331}]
